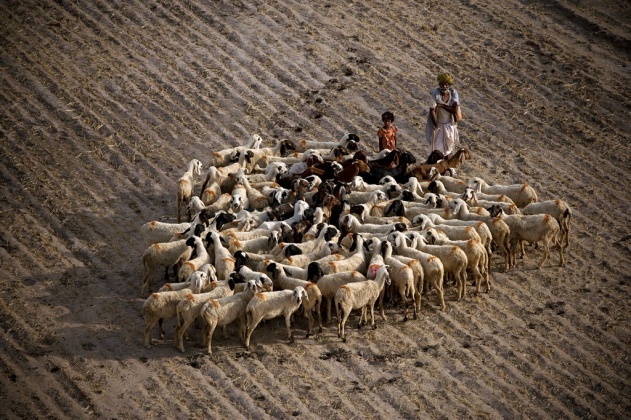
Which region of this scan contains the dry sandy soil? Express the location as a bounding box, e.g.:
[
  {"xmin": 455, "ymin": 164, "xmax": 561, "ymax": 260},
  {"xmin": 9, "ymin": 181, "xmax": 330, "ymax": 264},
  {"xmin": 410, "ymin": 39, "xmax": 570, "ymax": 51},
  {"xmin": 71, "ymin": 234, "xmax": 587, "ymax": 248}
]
[{"xmin": 1, "ymin": 0, "xmax": 630, "ymax": 418}]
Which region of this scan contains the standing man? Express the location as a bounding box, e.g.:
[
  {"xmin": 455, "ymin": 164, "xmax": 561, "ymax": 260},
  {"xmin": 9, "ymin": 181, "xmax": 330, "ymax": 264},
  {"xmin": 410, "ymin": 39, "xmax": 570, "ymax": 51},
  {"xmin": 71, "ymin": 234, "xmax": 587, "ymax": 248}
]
[{"xmin": 425, "ymin": 73, "xmax": 461, "ymax": 158}]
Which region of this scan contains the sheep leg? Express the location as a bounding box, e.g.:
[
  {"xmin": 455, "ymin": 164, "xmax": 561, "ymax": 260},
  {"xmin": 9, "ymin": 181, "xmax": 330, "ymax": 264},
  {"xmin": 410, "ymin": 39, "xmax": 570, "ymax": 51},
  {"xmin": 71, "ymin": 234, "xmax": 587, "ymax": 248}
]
[
  {"xmin": 144, "ymin": 317, "xmax": 158, "ymax": 348},
  {"xmin": 399, "ymin": 287, "xmax": 409, "ymax": 321},
  {"xmin": 432, "ymin": 278, "xmax": 446, "ymax": 310},
  {"xmin": 509, "ymin": 238, "xmax": 518, "ymax": 269},
  {"xmin": 415, "ymin": 275, "xmax": 424, "ymax": 314},
  {"xmin": 142, "ymin": 269, "xmax": 154, "ymax": 293},
  {"xmin": 472, "ymin": 267, "xmax": 483, "ymax": 295},
  {"xmin": 284, "ymin": 314, "xmax": 294, "ymax": 343},
  {"xmin": 175, "ymin": 318, "xmax": 193, "ymax": 353},
  {"xmin": 538, "ymin": 240, "xmax": 550, "ymax": 268},
  {"xmin": 201, "ymin": 323, "xmax": 209, "ymax": 346},
  {"xmin": 238, "ymin": 317, "xmax": 247, "ymax": 343},
  {"xmin": 379, "ymin": 287, "xmax": 386, "ymax": 320},
  {"xmin": 205, "ymin": 321, "xmax": 217, "ymax": 355},
  {"xmin": 558, "ymin": 240, "xmax": 565, "ymax": 267},
  {"xmin": 337, "ymin": 306, "xmax": 350, "ymax": 341},
  {"xmin": 158, "ymin": 318, "xmax": 166, "ymax": 339},
  {"xmin": 304, "ymin": 308, "xmax": 314, "ymax": 338},
  {"xmin": 244, "ymin": 317, "xmax": 261, "ymax": 351},
  {"xmin": 378, "ymin": 289, "xmax": 387, "ymax": 321},
  {"xmin": 326, "ymin": 298, "xmax": 333, "ymax": 324},
  {"xmin": 358, "ymin": 306, "xmax": 367, "ymax": 328},
  {"xmin": 412, "ymin": 294, "xmax": 418, "ymax": 320},
  {"xmin": 369, "ymin": 302, "xmax": 377, "ymax": 329},
  {"xmin": 315, "ymin": 299, "xmax": 323, "ymax": 333}
]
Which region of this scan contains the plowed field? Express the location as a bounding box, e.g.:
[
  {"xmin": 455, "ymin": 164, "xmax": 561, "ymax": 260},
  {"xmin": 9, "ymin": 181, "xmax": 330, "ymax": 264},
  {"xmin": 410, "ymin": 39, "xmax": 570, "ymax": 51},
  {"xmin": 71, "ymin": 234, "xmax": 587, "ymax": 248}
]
[{"xmin": 0, "ymin": 1, "xmax": 629, "ymax": 418}]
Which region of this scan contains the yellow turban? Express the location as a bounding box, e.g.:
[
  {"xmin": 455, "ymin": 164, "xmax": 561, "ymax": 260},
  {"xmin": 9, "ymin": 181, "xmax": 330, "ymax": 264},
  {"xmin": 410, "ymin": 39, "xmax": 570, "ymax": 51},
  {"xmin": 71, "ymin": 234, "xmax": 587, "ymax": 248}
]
[{"xmin": 437, "ymin": 73, "xmax": 455, "ymax": 85}]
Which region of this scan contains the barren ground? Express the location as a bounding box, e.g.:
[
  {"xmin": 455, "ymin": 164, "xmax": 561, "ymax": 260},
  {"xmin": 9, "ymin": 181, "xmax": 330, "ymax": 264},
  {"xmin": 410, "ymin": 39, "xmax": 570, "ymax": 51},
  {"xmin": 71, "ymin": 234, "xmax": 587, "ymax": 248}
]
[{"xmin": 0, "ymin": 0, "xmax": 630, "ymax": 418}]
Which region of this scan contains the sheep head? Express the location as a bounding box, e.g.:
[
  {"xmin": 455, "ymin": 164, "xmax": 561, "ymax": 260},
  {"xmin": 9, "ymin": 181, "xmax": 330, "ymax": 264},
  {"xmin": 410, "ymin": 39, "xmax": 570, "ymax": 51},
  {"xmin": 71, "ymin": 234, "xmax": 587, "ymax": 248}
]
[{"xmin": 293, "ymin": 286, "xmax": 309, "ymax": 304}]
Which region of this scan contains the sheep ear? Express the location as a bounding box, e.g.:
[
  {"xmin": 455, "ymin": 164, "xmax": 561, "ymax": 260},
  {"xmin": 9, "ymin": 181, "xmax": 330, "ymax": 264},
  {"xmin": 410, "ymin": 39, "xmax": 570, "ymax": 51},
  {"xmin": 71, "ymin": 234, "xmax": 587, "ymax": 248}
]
[
  {"xmin": 302, "ymin": 289, "xmax": 309, "ymax": 302},
  {"xmin": 392, "ymin": 233, "xmax": 400, "ymax": 248}
]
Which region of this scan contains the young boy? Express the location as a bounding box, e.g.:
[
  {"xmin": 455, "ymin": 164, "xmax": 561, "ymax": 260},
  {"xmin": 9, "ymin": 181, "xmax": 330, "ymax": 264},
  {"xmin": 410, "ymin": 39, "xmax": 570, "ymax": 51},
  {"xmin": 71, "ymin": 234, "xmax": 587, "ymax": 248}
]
[{"xmin": 378, "ymin": 111, "xmax": 397, "ymax": 152}]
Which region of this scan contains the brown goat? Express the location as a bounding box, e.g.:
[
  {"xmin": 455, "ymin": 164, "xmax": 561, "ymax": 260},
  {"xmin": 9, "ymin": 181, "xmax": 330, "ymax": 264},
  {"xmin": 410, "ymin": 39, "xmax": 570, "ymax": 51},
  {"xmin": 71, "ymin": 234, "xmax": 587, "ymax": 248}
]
[
  {"xmin": 334, "ymin": 160, "xmax": 371, "ymax": 183},
  {"xmin": 409, "ymin": 148, "xmax": 472, "ymax": 180}
]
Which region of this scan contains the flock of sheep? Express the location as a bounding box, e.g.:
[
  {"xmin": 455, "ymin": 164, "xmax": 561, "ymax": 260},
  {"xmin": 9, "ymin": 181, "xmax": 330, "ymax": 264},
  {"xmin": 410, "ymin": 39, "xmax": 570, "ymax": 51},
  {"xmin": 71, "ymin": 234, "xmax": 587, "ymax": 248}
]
[{"xmin": 139, "ymin": 133, "xmax": 572, "ymax": 354}]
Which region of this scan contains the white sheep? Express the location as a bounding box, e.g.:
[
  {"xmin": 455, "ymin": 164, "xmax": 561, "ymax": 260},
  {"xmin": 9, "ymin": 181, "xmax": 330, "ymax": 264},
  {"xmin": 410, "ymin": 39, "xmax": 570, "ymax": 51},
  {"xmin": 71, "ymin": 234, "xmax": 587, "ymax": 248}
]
[
  {"xmin": 312, "ymin": 270, "xmax": 367, "ymax": 323},
  {"xmin": 258, "ymin": 200, "xmax": 310, "ymax": 230},
  {"xmin": 401, "ymin": 176, "xmax": 425, "ymax": 198},
  {"xmin": 349, "ymin": 176, "xmax": 386, "ymax": 193},
  {"xmin": 203, "ymin": 193, "xmax": 233, "ymax": 214},
  {"xmin": 279, "ymin": 242, "xmax": 335, "ymax": 268},
  {"xmin": 177, "ymin": 236, "xmax": 210, "ymax": 282},
  {"xmin": 229, "ymin": 183, "xmax": 249, "ymax": 213},
  {"xmin": 339, "ymin": 213, "xmax": 407, "ymax": 237},
  {"xmin": 249, "ymin": 139, "xmax": 298, "ymax": 168},
  {"xmin": 346, "ymin": 189, "xmax": 389, "ymax": 206},
  {"xmin": 234, "ymin": 173, "xmax": 270, "ymax": 211},
  {"xmin": 387, "ymin": 250, "xmax": 426, "ymax": 314},
  {"xmin": 324, "ymin": 233, "xmax": 368, "ymax": 275},
  {"xmin": 460, "ymin": 188, "xmax": 521, "ymax": 215},
  {"xmin": 522, "ymin": 199, "xmax": 572, "ymax": 248},
  {"xmin": 200, "ymin": 279, "xmax": 266, "ymax": 355},
  {"xmin": 271, "ymin": 223, "xmax": 338, "ymax": 257},
  {"xmin": 176, "ymin": 159, "xmax": 203, "ymax": 223},
  {"xmin": 449, "ymin": 198, "xmax": 511, "ymax": 272},
  {"xmin": 260, "ymin": 185, "xmax": 291, "ymax": 207},
  {"xmin": 187, "ymin": 196, "xmax": 207, "ymax": 217},
  {"xmin": 265, "ymin": 262, "xmax": 323, "ymax": 337},
  {"xmin": 487, "ymin": 205, "xmax": 564, "ymax": 268},
  {"xmin": 158, "ymin": 264, "xmax": 217, "ymax": 293},
  {"xmin": 468, "ymin": 176, "xmax": 537, "ymax": 208},
  {"xmin": 352, "ymin": 203, "xmax": 412, "ymax": 227},
  {"xmin": 380, "ymin": 240, "xmax": 416, "ymax": 321},
  {"xmin": 407, "ymin": 232, "xmax": 469, "ymax": 301},
  {"xmin": 422, "ymin": 228, "xmax": 490, "ymax": 295},
  {"xmin": 418, "ymin": 213, "xmax": 493, "ymax": 270},
  {"xmin": 334, "ymin": 265, "xmax": 391, "ymax": 342},
  {"xmin": 246, "ymin": 161, "xmax": 288, "ymax": 184},
  {"xmin": 141, "ymin": 238, "xmax": 194, "ymax": 293},
  {"xmin": 430, "ymin": 172, "xmax": 468, "ymax": 194},
  {"xmin": 140, "ymin": 220, "xmax": 192, "ymax": 248},
  {"xmin": 142, "ymin": 270, "xmax": 207, "ymax": 348},
  {"xmin": 412, "ymin": 214, "xmax": 483, "ymax": 242},
  {"xmin": 200, "ymin": 180, "xmax": 223, "ymax": 206},
  {"xmin": 254, "ymin": 260, "xmax": 324, "ymax": 282},
  {"xmin": 427, "ymin": 180, "xmax": 470, "ymax": 199},
  {"xmin": 244, "ymin": 286, "xmax": 309, "ymax": 351},
  {"xmin": 293, "ymin": 132, "xmax": 359, "ymax": 153},
  {"xmin": 166, "ymin": 221, "xmax": 210, "ymax": 245},
  {"xmin": 387, "ymin": 231, "xmax": 446, "ymax": 311},
  {"xmin": 363, "ymin": 237, "xmax": 387, "ymax": 317},
  {"xmin": 218, "ymin": 216, "xmax": 259, "ymax": 234},
  {"xmin": 381, "ymin": 194, "xmax": 441, "ymax": 220},
  {"xmin": 173, "ymin": 277, "xmax": 237, "ymax": 352},
  {"xmin": 219, "ymin": 149, "xmax": 258, "ymax": 175},
  {"xmin": 208, "ymin": 134, "xmax": 263, "ymax": 168},
  {"xmin": 233, "ymin": 266, "xmax": 274, "ymax": 292},
  {"xmin": 207, "ymin": 231, "xmax": 236, "ymax": 281},
  {"xmin": 228, "ymin": 231, "xmax": 280, "ymax": 254}
]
